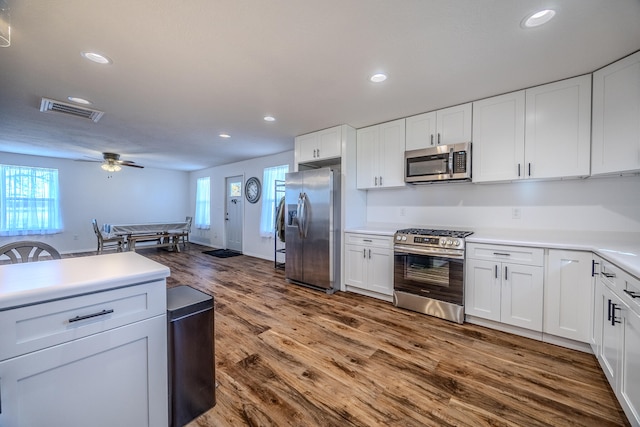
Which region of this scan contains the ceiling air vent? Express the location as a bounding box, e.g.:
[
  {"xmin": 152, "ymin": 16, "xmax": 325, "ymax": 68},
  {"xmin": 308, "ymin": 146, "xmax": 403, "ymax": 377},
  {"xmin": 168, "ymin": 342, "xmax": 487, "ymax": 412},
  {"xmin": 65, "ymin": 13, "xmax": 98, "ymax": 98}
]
[{"xmin": 40, "ymin": 97, "xmax": 104, "ymax": 123}]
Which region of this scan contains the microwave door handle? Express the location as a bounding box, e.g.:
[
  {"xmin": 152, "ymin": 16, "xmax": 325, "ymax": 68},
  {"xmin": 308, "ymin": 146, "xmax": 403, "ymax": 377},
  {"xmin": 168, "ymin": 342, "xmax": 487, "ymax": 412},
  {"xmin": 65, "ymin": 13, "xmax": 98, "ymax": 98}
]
[{"xmin": 448, "ymin": 148, "xmax": 454, "ymax": 177}]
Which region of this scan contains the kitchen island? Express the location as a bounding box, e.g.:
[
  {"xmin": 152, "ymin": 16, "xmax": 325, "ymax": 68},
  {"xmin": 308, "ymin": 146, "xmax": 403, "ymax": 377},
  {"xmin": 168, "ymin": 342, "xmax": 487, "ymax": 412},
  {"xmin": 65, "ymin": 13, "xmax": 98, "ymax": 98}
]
[{"xmin": 0, "ymin": 252, "xmax": 170, "ymax": 427}]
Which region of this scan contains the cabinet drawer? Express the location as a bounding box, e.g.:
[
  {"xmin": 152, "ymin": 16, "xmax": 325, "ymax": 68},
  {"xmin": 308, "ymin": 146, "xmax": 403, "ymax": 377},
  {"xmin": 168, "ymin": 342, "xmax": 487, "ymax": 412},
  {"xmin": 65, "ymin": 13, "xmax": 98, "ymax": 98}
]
[
  {"xmin": 466, "ymin": 243, "xmax": 544, "ymax": 266},
  {"xmin": 622, "ymin": 273, "xmax": 640, "ymax": 314},
  {"xmin": 600, "ymin": 259, "xmax": 624, "ymax": 290},
  {"xmin": 345, "ymin": 233, "xmax": 392, "ymax": 248},
  {"xmin": 0, "ymin": 280, "xmax": 166, "ymax": 361}
]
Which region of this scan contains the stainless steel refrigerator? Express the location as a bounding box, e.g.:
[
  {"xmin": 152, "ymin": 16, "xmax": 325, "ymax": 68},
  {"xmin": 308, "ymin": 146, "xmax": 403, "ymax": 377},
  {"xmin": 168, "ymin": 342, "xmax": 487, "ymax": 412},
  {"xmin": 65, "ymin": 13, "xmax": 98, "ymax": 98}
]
[{"xmin": 285, "ymin": 168, "xmax": 340, "ymax": 293}]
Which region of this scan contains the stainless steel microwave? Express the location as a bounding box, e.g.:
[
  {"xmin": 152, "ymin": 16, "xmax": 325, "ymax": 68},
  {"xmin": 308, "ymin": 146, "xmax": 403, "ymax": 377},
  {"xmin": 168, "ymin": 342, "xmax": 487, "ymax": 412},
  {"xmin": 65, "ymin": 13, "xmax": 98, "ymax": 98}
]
[{"xmin": 405, "ymin": 142, "xmax": 471, "ymax": 183}]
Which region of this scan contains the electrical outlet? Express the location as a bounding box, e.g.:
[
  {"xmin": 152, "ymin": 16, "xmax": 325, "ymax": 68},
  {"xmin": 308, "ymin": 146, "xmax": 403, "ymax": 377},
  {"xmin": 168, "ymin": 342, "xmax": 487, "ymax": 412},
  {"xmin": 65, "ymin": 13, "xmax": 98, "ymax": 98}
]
[{"xmin": 512, "ymin": 208, "xmax": 521, "ymax": 219}]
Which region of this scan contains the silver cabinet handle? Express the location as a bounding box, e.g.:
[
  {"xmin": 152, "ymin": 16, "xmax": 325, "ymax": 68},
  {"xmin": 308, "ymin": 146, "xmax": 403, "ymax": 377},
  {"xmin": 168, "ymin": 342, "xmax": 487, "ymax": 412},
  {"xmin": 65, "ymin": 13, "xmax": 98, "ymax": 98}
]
[
  {"xmin": 69, "ymin": 309, "xmax": 114, "ymax": 323},
  {"xmin": 430, "ymin": 134, "xmax": 434, "ymax": 146},
  {"xmin": 528, "ymin": 163, "xmax": 532, "ymax": 177},
  {"xmin": 379, "ymin": 176, "xmax": 383, "ymax": 186},
  {"xmin": 363, "ymin": 249, "xmax": 366, "ymax": 258},
  {"xmin": 374, "ymin": 176, "xmax": 378, "ymax": 186},
  {"xmin": 317, "ymin": 148, "xmax": 320, "ymax": 157},
  {"xmin": 437, "ymin": 133, "xmax": 441, "ymax": 144},
  {"xmin": 363, "ymin": 239, "xmax": 372, "ymax": 242},
  {"xmin": 368, "ymin": 249, "xmax": 372, "ymax": 259},
  {"xmin": 495, "ymin": 265, "xmax": 498, "ymax": 279},
  {"xmin": 518, "ymin": 163, "xmax": 521, "ymax": 177},
  {"xmin": 493, "ymin": 252, "xmax": 511, "ymax": 256},
  {"xmin": 504, "ymin": 266, "xmax": 508, "ymax": 280}
]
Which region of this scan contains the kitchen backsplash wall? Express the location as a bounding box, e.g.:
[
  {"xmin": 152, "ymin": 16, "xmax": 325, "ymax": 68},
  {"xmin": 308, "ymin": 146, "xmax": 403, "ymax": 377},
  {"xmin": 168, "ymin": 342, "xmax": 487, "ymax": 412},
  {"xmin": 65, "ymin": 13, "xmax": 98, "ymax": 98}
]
[{"xmin": 366, "ymin": 175, "xmax": 640, "ymax": 232}]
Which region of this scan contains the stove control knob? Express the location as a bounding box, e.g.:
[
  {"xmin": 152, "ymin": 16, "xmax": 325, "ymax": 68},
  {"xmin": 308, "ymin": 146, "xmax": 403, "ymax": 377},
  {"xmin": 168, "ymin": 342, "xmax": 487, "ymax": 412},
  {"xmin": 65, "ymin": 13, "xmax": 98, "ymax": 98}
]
[
  {"xmin": 396, "ymin": 235, "xmax": 402, "ymax": 241},
  {"xmin": 447, "ymin": 239, "xmax": 453, "ymax": 246},
  {"xmin": 454, "ymin": 240, "xmax": 460, "ymax": 246},
  {"xmin": 440, "ymin": 239, "xmax": 446, "ymax": 246},
  {"xmin": 401, "ymin": 236, "xmax": 407, "ymax": 241}
]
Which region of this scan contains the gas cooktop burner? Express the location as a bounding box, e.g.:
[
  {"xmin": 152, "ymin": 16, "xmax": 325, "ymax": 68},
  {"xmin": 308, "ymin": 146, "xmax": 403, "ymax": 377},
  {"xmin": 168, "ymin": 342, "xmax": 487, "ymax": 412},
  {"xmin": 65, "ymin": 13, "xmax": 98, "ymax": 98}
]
[{"xmin": 396, "ymin": 228, "xmax": 474, "ymax": 239}]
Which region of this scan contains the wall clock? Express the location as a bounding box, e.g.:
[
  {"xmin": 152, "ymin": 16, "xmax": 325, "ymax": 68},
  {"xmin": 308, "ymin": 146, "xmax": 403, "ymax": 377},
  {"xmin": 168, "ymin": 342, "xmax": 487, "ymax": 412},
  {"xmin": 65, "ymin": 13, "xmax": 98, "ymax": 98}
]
[{"xmin": 245, "ymin": 177, "xmax": 261, "ymax": 204}]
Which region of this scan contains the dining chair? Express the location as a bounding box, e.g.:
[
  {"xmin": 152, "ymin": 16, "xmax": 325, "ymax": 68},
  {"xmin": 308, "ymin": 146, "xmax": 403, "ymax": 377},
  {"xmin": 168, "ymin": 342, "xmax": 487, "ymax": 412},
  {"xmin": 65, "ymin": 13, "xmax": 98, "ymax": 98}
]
[
  {"xmin": 171, "ymin": 216, "xmax": 192, "ymax": 250},
  {"xmin": 92, "ymin": 219, "xmax": 125, "ymax": 254},
  {"xmin": 0, "ymin": 241, "xmax": 62, "ymax": 263}
]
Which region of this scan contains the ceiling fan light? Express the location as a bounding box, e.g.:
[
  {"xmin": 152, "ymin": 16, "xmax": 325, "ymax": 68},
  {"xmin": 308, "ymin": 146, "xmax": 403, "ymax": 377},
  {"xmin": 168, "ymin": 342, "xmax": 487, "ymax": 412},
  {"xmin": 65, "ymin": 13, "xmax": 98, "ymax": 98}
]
[
  {"xmin": 81, "ymin": 51, "xmax": 112, "ymax": 64},
  {"xmin": 101, "ymin": 163, "xmax": 121, "ymax": 172}
]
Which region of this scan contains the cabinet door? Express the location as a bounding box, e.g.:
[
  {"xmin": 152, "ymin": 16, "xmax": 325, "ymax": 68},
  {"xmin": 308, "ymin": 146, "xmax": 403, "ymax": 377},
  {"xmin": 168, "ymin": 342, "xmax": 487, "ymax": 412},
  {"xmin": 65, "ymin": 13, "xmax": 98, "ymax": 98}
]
[
  {"xmin": 525, "ymin": 75, "xmax": 592, "ymax": 179},
  {"xmin": 621, "ymin": 305, "xmax": 640, "ymax": 426},
  {"xmin": 367, "ymin": 247, "xmax": 393, "ymax": 296},
  {"xmin": 378, "ymin": 119, "xmax": 406, "ymax": 188},
  {"xmin": 437, "ymin": 103, "xmax": 472, "ymax": 145},
  {"xmin": 592, "ymin": 51, "xmax": 640, "ymax": 175},
  {"xmin": 472, "ymin": 91, "xmax": 525, "ymax": 182},
  {"xmin": 544, "ymin": 250, "xmax": 593, "ymax": 342},
  {"xmin": 406, "ymin": 111, "xmax": 437, "ymax": 150},
  {"xmin": 296, "ymin": 132, "xmax": 319, "ymax": 163},
  {"xmin": 591, "ymin": 256, "xmax": 603, "ymax": 352},
  {"xmin": 600, "ymin": 285, "xmax": 624, "ymax": 389},
  {"xmin": 464, "ymin": 259, "xmax": 501, "ymax": 322},
  {"xmin": 317, "ymin": 126, "xmax": 342, "ymax": 160},
  {"xmin": 0, "ymin": 315, "xmax": 168, "ymax": 427},
  {"xmin": 501, "ymin": 263, "xmax": 543, "ymax": 331},
  {"xmin": 356, "ymin": 125, "xmax": 379, "ymax": 189},
  {"xmin": 344, "ymin": 244, "xmax": 367, "ymax": 288}
]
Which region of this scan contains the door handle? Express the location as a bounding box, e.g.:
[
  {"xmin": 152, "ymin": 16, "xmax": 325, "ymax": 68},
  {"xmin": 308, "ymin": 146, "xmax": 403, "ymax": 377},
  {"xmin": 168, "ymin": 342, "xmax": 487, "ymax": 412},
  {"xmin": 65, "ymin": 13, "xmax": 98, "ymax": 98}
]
[
  {"xmin": 69, "ymin": 309, "xmax": 114, "ymax": 323},
  {"xmin": 611, "ymin": 303, "xmax": 621, "ymax": 326},
  {"xmin": 430, "ymin": 134, "xmax": 434, "ymax": 146},
  {"xmin": 528, "ymin": 163, "xmax": 531, "ymax": 177},
  {"xmin": 363, "ymin": 249, "xmax": 366, "ymax": 258},
  {"xmin": 437, "ymin": 133, "xmax": 441, "ymax": 145},
  {"xmin": 495, "ymin": 265, "xmax": 498, "ymax": 279},
  {"xmin": 379, "ymin": 176, "xmax": 383, "ymax": 186},
  {"xmin": 624, "ymin": 289, "xmax": 640, "ymax": 299},
  {"xmin": 607, "ymin": 299, "xmax": 612, "ymax": 322},
  {"xmin": 504, "ymin": 266, "xmax": 508, "ymax": 281},
  {"xmin": 518, "ymin": 163, "xmax": 521, "ymax": 177},
  {"xmin": 592, "ymin": 260, "xmax": 599, "ymax": 277},
  {"xmin": 368, "ymin": 249, "xmax": 372, "ymax": 259}
]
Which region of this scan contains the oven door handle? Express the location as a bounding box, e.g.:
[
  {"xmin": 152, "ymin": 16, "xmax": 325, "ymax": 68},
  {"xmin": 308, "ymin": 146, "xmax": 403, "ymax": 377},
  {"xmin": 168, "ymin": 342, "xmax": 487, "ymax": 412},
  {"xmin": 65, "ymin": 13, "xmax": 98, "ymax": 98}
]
[{"xmin": 394, "ymin": 244, "xmax": 465, "ymax": 259}]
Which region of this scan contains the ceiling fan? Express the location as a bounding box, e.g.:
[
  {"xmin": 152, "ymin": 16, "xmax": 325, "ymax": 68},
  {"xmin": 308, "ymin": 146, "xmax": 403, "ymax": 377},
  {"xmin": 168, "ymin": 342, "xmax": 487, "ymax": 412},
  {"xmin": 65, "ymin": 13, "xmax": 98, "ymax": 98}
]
[{"xmin": 79, "ymin": 152, "xmax": 144, "ymax": 172}]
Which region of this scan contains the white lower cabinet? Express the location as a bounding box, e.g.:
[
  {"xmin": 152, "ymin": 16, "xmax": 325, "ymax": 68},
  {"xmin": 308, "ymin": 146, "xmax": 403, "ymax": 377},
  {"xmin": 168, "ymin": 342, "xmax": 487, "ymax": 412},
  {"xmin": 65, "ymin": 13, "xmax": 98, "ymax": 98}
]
[
  {"xmin": 465, "ymin": 243, "xmax": 544, "ymax": 331},
  {"xmin": 0, "ymin": 281, "xmax": 168, "ymax": 427},
  {"xmin": 544, "ymin": 250, "xmax": 594, "ymax": 343},
  {"xmin": 344, "ymin": 233, "xmax": 393, "ymax": 300},
  {"xmin": 595, "ymin": 260, "xmax": 640, "ymax": 426}
]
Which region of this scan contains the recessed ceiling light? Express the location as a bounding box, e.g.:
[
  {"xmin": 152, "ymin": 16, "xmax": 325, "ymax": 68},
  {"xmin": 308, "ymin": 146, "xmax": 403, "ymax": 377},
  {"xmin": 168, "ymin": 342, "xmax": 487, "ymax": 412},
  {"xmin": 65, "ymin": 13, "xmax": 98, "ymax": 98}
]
[
  {"xmin": 81, "ymin": 51, "xmax": 112, "ymax": 64},
  {"xmin": 369, "ymin": 73, "xmax": 387, "ymax": 83},
  {"xmin": 264, "ymin": 116, "xmax": 276, "ymax": 122},
  {"xmin": 219, "ymin": 133, "xmax": 231, "ymax": 138},
  {"xmin": 522, "ymin": 9, "xmax": 556, "ymax": 28},
  {"xmin": 67, "ymin": 96, "xmax": 92, "ymax": 105}
]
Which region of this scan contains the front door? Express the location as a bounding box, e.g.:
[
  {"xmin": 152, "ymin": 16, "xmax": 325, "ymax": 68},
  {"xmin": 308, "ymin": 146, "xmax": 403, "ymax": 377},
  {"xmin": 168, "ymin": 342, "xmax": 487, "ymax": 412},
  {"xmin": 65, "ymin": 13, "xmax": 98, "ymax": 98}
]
[{"xmin": 225, "ymin": 176, "xmax": 243, "ymax": 253}]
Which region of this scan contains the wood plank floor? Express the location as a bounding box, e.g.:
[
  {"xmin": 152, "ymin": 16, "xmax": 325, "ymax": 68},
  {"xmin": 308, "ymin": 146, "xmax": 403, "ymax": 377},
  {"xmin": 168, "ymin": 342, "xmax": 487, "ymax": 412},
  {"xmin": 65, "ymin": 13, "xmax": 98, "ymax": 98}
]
[{"xmin": 90, "ymin": 245, "xmax": 630, "ymax": 426}]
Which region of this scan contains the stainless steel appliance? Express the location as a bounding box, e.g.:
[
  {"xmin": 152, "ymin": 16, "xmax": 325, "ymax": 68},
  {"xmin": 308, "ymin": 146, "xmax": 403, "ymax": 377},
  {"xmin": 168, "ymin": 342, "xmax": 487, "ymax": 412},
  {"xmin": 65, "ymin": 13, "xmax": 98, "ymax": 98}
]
[
  {"xmin": 405, "ymin": 142, "xmax": 471, "ymax": 183},
  {"xmin": 393, "ymin": 228, "xmax": 473, "ymax": 323},
  {"xmin": 285, "ymin": 168, "xmax": 340, "ymax": 293}
]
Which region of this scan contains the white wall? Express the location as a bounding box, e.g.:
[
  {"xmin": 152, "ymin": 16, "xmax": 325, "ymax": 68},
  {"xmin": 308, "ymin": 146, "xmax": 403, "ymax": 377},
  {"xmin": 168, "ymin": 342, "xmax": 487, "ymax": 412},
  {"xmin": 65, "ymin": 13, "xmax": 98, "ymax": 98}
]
[
  {"xmin": 365, "ymin": 175, "xmax": 640, "ymax": 232},
  {"xmin": 0, "ymin": 152, "xmax": 190, "ymax": 254},
  {"xmin": 189, "ymin": 150, "xmax": 294, "ymax": 261}
]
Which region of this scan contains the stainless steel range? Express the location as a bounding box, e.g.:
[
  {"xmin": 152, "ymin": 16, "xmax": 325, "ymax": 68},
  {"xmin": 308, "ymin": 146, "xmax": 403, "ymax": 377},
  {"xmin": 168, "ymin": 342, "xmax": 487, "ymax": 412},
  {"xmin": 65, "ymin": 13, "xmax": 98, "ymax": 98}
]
[{"xmin": 393, "ymin": 228, "xmax": 473, "ymax": 324}]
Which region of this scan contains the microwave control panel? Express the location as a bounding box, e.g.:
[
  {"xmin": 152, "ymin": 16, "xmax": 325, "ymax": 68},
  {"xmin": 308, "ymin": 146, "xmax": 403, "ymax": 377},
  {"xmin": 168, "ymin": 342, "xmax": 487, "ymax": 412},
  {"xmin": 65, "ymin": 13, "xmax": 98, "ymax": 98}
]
[{"xmin": 453, "ymin": 151, "xmax": 467, "ymax": 173}]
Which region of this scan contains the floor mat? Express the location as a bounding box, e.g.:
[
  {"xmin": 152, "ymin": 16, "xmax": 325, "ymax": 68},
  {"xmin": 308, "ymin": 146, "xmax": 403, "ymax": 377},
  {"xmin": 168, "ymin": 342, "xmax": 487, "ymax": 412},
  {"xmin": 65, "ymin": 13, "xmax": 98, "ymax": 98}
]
[{"xmin": 203, "ymin": 249, "xmax": 242, "ymax": 258}]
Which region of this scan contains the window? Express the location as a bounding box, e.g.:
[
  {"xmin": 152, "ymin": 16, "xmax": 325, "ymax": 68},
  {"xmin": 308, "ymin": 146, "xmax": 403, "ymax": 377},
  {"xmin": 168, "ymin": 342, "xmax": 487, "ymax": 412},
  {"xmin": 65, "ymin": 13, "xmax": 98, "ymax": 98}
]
[
  {"xmin": 194, "ymin": 177, "xmax": 210, "ymax": 230},
  {"xmin": 260, "ymin": 164, "xmax": 289, "ymax": 237},
  {"xmin": 0, "ymin": 164, "xmax": 63, "ymax": 236}
]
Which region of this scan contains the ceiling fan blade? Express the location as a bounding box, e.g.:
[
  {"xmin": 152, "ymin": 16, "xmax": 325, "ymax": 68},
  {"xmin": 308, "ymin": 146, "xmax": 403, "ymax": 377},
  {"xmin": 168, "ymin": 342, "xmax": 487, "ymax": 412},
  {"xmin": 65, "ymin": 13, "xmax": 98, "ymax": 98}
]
[{"xmin": 120, "ymin": 162, "xmax": 144, "ymax": 169}]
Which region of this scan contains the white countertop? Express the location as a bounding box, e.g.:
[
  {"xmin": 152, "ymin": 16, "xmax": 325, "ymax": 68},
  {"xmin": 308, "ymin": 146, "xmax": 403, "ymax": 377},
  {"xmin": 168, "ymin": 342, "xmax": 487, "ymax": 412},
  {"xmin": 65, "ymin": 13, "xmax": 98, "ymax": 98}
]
[
  {"xmin": 344, "ymin": 225, "xmax": 640, "ymax": 279},
  {"xmin": 0, "ymin": 252, "xmax": 170, "ymax": 310}
]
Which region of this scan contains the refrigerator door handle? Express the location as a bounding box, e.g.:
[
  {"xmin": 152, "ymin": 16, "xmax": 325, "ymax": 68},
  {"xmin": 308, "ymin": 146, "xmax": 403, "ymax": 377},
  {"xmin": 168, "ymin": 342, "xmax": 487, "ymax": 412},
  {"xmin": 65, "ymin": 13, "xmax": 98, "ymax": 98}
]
[
  {"xmin": 296, "ymin": 193, "xmax": 304, "ymax": 237},
  {"xmin": 300, "ymin": 192, "xmax": 309, "ymax": 238}
]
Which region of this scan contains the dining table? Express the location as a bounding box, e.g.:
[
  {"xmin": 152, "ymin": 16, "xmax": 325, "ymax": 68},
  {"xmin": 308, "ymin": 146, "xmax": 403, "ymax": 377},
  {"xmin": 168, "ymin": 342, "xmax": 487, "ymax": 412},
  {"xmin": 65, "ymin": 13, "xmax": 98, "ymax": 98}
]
[{"xmin": 103, "ymin": 221, "xmax": 190, "ymax": 252}]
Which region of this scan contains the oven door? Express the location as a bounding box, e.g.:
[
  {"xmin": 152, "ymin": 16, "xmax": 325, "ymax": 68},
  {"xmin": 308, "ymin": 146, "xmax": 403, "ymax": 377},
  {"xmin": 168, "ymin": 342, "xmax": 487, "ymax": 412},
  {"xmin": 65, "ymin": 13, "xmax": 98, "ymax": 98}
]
[{"xmin": 394, "ymin": 247, "xmax": 464, "ymax": 305}]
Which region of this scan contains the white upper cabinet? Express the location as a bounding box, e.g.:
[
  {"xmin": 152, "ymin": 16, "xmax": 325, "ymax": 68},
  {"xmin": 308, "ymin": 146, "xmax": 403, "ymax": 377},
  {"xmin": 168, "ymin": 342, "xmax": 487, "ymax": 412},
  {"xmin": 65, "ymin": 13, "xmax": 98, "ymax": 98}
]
[
  {"xmin": 405, "ymin": 103, "xmax": 472, "ymax": 150},
  {"xmin": 472, "ymin": 91, "xmax": 525, "ymax": 182},
  {"xmin": 357, "ymin": 119, "xmax": 406, "ymax": 189},
  {"xmin": 592, "ymin": 51, "xmax": 640, "ymax": 175},
  {"xmin": 525, "ymin": 74, "xmax": 592, "ymax": 179},
  {"xmin": 296, "ymin": 126, "xmax": 342, "ymax": 164},
  {"xmin": 472, "ymin": 75, "xmax": 591, "ymax": 182}
]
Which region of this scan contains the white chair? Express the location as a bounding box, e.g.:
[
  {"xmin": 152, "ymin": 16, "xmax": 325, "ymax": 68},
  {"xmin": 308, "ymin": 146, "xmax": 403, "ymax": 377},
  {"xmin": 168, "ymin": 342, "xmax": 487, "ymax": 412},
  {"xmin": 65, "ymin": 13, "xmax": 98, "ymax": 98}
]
[{"xmin": 92, "ymin": 219, "xmax": 125, "ymax": 254}]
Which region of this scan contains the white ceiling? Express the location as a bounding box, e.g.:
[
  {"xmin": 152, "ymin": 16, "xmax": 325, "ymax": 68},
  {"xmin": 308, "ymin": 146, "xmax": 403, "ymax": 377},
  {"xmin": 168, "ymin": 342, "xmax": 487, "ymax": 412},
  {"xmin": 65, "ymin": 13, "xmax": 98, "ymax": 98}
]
[{"xmin": 0, "ymin": 0, "xmax": 639, "ymax": 171}]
